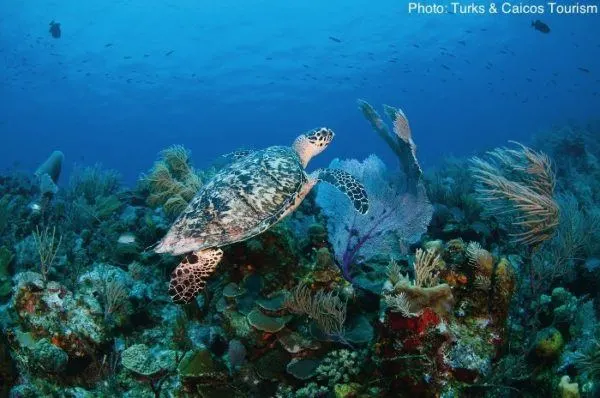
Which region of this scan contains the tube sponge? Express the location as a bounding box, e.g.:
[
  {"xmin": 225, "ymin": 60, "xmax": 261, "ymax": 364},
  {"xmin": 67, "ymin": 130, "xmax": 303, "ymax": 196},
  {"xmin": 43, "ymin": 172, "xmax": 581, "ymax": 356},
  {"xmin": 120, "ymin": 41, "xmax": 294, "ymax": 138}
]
[
  {"xmin": 35, "ymin": 150, "xmax": 64, "ymax": 196},
  {"xmin": 35, "ymin": 150, "xmax": 64, "ymax": 184},
  {"xmin": 357, "ymin": 100, "xmax": 422, "ymax": 194}
]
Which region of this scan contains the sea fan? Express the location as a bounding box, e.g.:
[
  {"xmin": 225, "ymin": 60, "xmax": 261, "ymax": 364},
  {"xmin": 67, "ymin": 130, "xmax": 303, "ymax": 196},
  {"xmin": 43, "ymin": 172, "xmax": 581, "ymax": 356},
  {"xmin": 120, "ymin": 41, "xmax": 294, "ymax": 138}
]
[{"xmin": 316, "ymin": 155, "xmax": 433, "ymax": 281}]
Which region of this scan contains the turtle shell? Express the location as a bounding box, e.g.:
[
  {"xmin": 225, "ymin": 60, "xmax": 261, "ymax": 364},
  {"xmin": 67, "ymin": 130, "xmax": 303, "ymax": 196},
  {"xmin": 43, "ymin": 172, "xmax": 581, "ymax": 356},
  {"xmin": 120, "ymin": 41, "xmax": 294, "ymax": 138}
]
[{"xmin": 156, "ymin": 146, "xmax": 307, "ymax": 255}]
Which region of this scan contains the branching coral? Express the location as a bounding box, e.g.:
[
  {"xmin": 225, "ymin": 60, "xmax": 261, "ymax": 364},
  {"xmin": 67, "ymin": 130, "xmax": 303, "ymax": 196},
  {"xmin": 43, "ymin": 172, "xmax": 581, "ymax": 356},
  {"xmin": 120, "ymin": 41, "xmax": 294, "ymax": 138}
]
[
  {"xmin": 64, "ymin": 164, "xmax": 123, "ymax": 230},
  {"xmin": 143, "ymin": 145, "xmax": 202, "ymax": 217},
  {"xmin": 470, "ymin": 142, "xmax": 559, "ymax": 247},
  {"xmin": 386, "ymin": 258, "xmax": 404, "ymax": 287},
  {"xmin": 32, "ymin": 226, "xmax": 62, "ymax": 281},
  {"xmin": 68, "ymin": 164, "xmax": 121, "ymax": 204},
  {"xmin": 384, "ymin": 292, "xmax": 415, "ymax": 317},
  {"xmin": 99, "ymin": 268, "xmax": 129, "ymax": 322},
  {"xmin": 386, "ymin": 249, "xmax": 443, "ymax": 289},
  {"xmin": 315, "ymin": 349, "xmax": 363, "ymax": 387},
  {"xmin": 413, "ymin": 248, "xmax": 442, "ymax": 288},
  {"xmin": 285, "ymin": 282, "xmax": 347, "ymax": 338},
  {"xmin": 383, "ymin": 249, "xmax": 452, "ymax": 316},
  {"xmin": 529, "ymin": 193, "xmax": 600, "ymax": 294}
]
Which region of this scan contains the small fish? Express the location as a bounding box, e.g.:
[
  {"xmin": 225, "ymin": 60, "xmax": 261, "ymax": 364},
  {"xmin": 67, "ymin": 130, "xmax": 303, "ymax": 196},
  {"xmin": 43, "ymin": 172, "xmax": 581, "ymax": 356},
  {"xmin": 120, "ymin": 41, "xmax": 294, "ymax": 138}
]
[
  {"xmin": 578, "ymin": 67, "xmax": 590, "ymax": 73},
  {"xmin": 105, "ymin": 43, "xmax": 113, "ymax": 47},
  {"xmin": 165, "ymin": 50, "xmax": 174, "ymax": 56},
  {"xmin": 49, "ymin": 20, "xmax": 61, "ymax": 38},
  {"xmin": 532, "ymin": 20, "xmax": 550, "ymax": 34},
  {"xmin": 441, "ymin": 64, "xmax": 450, "ymax": 70},
  {"xmin": 328, "ymin": 36, "xmax": 342, "ymax": 43},
  {"xmin": 458, "ymin": 40, "xmax": 466, "ymax": 46}
]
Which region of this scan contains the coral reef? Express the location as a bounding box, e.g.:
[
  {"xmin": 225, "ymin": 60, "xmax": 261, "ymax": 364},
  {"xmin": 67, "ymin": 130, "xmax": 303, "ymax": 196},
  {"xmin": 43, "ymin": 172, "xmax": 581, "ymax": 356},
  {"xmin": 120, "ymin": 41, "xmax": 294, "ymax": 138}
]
[{"xmin": 0, "ymin": 117, "xmax": 599, "ymax": 397}]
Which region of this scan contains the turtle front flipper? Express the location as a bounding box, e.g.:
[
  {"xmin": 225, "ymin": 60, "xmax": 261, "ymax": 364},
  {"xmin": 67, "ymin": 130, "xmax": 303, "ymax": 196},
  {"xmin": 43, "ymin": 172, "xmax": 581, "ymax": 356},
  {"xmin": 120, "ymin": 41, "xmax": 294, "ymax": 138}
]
[
  {"xmin": 312, "ymin": 169, "xmax": 369, "ymax": 214},
  {"xmin": 169, "ymin": 248, "xmax": 223, "ymax": 304}
]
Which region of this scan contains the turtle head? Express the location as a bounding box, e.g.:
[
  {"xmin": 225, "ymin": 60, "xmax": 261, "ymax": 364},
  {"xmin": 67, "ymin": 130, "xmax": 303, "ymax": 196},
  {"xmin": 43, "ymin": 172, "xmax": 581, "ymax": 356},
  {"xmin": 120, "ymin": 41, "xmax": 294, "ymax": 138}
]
[{"xmin": 293, "ymin": 127, "xmax": 334, "ymax": 168}]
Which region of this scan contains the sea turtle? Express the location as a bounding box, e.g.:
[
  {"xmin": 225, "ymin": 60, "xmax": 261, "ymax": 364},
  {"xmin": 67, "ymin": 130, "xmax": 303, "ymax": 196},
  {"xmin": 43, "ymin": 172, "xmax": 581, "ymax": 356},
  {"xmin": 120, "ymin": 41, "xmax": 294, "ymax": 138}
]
[{"xmin": 155, "ymin": 128, "xmax": 369, "ymax": 304}]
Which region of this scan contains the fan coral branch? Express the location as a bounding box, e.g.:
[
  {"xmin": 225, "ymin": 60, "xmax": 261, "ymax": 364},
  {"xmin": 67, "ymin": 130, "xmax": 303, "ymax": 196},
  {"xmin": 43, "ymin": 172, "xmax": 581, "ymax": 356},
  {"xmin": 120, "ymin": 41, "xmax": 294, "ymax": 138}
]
[
  {"xmin": 470, "ymin": 142, "xmax": 559, "ymax": 247},
  {"xmin": 413, "ymin": 248, "xmax": 442, "ymax": 288},
  {"xmin": 143, "ymin": 145, "xmax": 202, "ymax": 217},
  {"xmin": 99, "ymin": 269, "xmax": 129, "ymax": 322},
  {"xmin": 32, "ymin": 226, "xmax": 62, "ymax": 281},
  {"xmin": 386, "ymin": 258, "xmax": 406, "ymax": 287},
  {"xmin": 286, "ymin": 283, "xmax": 347, "ymax": 338},
  {"xmin": 385, "ymin": 292, "xmax": 419, "ymax": 317}
]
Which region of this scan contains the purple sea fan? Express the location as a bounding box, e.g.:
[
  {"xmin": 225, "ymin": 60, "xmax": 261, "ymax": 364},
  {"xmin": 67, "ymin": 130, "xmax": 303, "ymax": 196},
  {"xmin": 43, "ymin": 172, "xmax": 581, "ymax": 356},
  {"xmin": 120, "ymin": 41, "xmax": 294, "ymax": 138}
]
[{"xmin": 316, "ymin": 154, "xmax": 433, "ymax": 281}]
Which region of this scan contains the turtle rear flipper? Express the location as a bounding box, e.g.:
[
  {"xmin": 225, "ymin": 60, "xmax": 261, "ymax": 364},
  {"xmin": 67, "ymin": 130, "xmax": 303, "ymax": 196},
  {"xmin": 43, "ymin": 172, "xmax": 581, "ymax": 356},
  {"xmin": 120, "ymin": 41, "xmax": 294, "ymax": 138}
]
[
  {"xmin": 312, "ymin": 169, "xmax": 369, "ymax": 214},
  {"xmin": 168, "ymin": 248, "xmax": 223, "ymax": 304}
]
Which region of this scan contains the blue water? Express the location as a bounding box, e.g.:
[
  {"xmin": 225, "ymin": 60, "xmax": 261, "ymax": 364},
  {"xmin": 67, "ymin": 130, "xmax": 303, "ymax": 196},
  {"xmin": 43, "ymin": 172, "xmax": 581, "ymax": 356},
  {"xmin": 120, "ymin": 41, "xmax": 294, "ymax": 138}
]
[{"xmin": 1, "ymin": 0, "xmax": 599, "ymax": 183}]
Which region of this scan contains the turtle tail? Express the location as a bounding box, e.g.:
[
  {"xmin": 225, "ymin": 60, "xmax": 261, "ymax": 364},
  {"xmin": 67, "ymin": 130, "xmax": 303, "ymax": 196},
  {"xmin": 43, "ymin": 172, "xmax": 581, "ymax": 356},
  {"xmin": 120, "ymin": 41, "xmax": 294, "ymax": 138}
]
[{"xmin": 169, "ymin": 248, "xmax": 223, "ymax": 304}]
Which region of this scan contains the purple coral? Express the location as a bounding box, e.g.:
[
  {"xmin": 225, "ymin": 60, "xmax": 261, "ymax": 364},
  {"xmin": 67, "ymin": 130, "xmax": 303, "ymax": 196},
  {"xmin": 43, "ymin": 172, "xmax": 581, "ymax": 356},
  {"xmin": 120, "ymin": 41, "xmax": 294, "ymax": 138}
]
[{"xmin": 316, "ymin": 155, "xmax": 433, "ymax": 281}]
